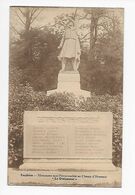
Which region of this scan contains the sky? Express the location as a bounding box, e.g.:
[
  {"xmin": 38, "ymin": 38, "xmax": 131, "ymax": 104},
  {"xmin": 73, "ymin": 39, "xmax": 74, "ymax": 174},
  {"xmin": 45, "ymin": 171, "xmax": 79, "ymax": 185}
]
[{"xmin": 10, "ymin": 7, "xmax": 124, "ymax": 40}]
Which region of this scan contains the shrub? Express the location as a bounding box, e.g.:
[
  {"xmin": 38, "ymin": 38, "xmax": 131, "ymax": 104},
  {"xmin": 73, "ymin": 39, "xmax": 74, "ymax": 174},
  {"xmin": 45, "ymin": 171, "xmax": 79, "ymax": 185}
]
[{"xmin": 79, "ymin": 56, "xmax": 123, "ymax": 95}]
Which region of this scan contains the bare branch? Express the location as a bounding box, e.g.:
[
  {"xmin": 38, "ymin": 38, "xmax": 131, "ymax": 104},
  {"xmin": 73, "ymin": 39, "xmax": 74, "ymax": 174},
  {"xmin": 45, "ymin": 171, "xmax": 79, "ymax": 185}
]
[
  {"xmin": 80, "ymin": 37, "xmax": 90, "ymax": 42},
  {"xmin": 74, "ymin": 8, "xmax": 78, "ymax": 19},
  {"xmin": 38, "ymin": 24, "xmax": 46, "ymax": 29},
  {"xmin": 14, "ymin": 10, "xmax": 25, "ymax": 25},
  {"xmin": 31, "ymin": 8, "xmax": 44, "ymax": 24},
  {"xmin": 80, "ymin": 32, "xmax": 90, "ymax": 40},
  {"xmin": 78, "ymin": 13, "xmax": 89, "ymax": 20},
  {"xmin": 17, "ymin": 8, "xmax": 25, "ymax": 17},
  {"xmin": 99, "ymin": 15, "xmax": 114, "ymax": 22},
  {"xmin": 30, "ymin": 8, "xmax": 39, "ymax": 18},
  {"xmin": 46, "ymin": 20, "xmax": 66, "ymax": 29},
  {"xmin": 10, "ymin": 25, "xmax": 21, "ymax": 35}
]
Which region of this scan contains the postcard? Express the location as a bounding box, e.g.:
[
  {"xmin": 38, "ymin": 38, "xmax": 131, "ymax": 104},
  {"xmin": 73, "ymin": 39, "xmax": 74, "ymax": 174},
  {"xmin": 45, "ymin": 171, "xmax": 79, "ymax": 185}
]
[{"xmin": 8, "ymin": 6, "xmax": 123, "ymax": 187}]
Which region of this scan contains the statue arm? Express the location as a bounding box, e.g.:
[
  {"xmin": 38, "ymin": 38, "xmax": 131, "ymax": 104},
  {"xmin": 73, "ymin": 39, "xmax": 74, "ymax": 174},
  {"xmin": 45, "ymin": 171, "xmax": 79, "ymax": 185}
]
[{"xmin": 58, "ymin": 32, "xmax": 65, "ymax": 49}]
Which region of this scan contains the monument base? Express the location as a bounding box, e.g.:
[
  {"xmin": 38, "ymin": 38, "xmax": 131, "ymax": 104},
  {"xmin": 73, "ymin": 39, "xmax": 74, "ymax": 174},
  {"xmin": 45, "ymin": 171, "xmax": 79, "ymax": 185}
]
[
  {"xmin": 47, "ymin": 71, "xmax": 91, "ymax": 98},
  {"xmin": 19, "ymin": 159, "xmax": 116, "ymax": 171},
  {"xmin": 12, "ymin": 112, "xmax": 121, "ymax": 187},
  {"xmin": 47, "ymin": 88, "xmax": 90, "ymax": 99}
]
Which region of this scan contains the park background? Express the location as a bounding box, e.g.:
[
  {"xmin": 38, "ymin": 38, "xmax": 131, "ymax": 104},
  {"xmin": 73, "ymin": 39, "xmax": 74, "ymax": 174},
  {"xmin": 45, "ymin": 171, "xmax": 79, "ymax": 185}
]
[{"xmin": 8, "ymin": 7, "xmax": 123, "ymax": 169}]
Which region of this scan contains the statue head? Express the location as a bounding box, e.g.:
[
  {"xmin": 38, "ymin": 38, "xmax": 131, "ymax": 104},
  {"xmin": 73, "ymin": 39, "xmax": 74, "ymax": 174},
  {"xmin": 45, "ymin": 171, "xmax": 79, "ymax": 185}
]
[{"xmin": 66, "ymin": 17, "xmax": 75, "ymax": 29}]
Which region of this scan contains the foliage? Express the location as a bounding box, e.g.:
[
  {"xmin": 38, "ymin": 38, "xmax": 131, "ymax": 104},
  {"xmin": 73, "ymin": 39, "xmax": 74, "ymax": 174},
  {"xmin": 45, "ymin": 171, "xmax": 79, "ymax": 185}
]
[
  {"xmin": 79, "ymin": 53, "xmax": 123, "ymax": 95},
  {"xmin": 10, "ymin": 28, "xmax": 61, "ymax": 91},
  {"xmin": 79, "ymin": 9, "xmax": 123, "ymax": 95}
]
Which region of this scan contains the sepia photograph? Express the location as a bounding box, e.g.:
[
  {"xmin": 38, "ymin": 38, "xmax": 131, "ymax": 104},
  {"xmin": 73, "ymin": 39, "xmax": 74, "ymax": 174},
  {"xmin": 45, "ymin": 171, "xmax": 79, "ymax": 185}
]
[{"xmin": 8, "ymin": 6, "xmax": 124, "ymax": 187}]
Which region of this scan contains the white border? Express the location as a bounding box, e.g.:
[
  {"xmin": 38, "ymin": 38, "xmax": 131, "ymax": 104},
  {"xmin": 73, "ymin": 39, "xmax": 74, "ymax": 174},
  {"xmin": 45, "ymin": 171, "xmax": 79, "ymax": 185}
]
[{"xmin": 0, "ymin": 0, "xmax": 135, "ymax": 195}]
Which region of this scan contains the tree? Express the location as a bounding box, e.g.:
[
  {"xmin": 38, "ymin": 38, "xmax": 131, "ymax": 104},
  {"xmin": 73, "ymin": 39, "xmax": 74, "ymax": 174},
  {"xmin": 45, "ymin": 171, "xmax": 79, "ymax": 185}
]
[
  {"xmin": 11, "ymin": 7, "xmax": 44, "ymax": 34},
  {"xmin": 78, "ymin": 8, "xmax": 123, "ymax": 94},
  {"xmin": 10, "ymin": 7, "xmax": 123, "ymax": 94},
  {"xmin": 10, "ymin": 7, "xmax": 45, "ymax": 63}
]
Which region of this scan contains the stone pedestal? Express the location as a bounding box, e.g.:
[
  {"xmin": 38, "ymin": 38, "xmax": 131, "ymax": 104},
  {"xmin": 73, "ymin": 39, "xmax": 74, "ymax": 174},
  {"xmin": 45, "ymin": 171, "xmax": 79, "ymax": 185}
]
[
  {"xmin": 15, "ymin": 111, "xmax": 121, "ymax": 187},
  {"xmin": 19, "ymin": 159, "xmax": 116, "ymax": 171},
  {"xmin": 47, "ymin": 71, "xmax": 90, "ymax": 98},
  {"xmin": 20, "ymin": 111, "xmax": 116, "ymax": 171}
]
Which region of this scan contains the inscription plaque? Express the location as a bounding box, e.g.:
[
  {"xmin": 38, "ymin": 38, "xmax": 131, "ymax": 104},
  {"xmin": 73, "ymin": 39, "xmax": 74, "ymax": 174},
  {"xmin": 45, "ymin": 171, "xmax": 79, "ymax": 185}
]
[{"xmin": 24, "ymin": 111, "xmax": 112, "ymax": 159}]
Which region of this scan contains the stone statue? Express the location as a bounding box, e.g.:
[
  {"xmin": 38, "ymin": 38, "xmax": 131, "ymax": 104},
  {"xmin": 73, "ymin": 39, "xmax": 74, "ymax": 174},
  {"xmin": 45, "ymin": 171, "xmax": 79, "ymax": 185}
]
[
  {"xmin": 47, "ymin": 17, "xmax": 90, "ymax": 98},
  {"xmin": 58, "ymin": 19, "xmax": 81, "ymax": 71}
]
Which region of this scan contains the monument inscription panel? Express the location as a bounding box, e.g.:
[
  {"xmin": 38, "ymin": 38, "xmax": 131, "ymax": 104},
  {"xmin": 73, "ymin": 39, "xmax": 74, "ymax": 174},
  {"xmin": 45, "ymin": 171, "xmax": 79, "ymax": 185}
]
[{"xmin": 24, "ymin": 111, "xmax": 113, "ymax": 159}]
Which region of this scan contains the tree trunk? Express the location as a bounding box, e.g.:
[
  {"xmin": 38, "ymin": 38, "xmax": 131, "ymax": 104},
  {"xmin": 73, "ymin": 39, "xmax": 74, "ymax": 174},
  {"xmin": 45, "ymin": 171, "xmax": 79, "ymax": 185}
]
[
  {"xmin": 24, "ymin": 8, "xmax": 32, "ymax": 63},
  {"xmin": 25, "ymin": 8, "xmax": 31, "ymax": 33},
  {"xmin": 89, "ymin": 14, "xmax": 95, "ymax": 61},
  {"xmin": 89, "ymin": 10, "xmax": 99, "ymax": 61}
]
